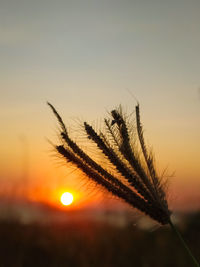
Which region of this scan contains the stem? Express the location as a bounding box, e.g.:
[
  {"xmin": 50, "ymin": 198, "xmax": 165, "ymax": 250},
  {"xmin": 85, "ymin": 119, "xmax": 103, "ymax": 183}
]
[{"xmin": 169, "ymin": 220, "xmax": 200, "ymax": 267}]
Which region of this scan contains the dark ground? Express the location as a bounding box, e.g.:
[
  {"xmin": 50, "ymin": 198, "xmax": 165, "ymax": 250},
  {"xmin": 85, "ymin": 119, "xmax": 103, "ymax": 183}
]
[{"xmin": 0, "ymin": 212, "xmax": 199, "ymax": 267}]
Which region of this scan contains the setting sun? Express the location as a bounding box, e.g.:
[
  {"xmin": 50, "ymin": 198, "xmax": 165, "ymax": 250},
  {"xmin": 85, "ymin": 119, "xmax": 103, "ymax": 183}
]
[{"xmin": 60, "ymin": 192, "xmax": 74, "ymax": 206}]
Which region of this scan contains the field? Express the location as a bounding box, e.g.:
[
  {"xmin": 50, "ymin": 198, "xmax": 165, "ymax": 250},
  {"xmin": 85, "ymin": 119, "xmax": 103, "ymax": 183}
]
[{"xmin": 0, "ymin": 212, "xmax": 199, "ymax": 267}]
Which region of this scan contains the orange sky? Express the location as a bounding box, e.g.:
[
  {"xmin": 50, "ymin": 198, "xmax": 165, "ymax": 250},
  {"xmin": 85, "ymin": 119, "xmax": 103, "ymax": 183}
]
[{"xmin": 1, "ymin": 102, "xmax": 200, "ymax": 212}]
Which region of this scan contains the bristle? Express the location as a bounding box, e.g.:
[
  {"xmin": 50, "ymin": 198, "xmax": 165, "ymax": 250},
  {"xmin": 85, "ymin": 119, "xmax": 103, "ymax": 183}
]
[
  {"xmin": 84, "ymin": 122, "xmax": 154, "ymax": 203},
  {"xmin": 47, "ymin": 102, "xmax": 67, "ymax": 134},
  {"xmin": 135, "ymin": 104, "xmax": 169, "ymax": 210},
  {"xmin": 110, "ymin": 109, "xmax": 157, "ymax": 200}
]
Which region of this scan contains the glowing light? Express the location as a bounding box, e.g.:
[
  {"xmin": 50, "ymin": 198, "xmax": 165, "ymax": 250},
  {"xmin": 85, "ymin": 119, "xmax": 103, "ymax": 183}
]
[{"xmin": 60, "ymin": 192, "xmax": 74, "ymax": 206}]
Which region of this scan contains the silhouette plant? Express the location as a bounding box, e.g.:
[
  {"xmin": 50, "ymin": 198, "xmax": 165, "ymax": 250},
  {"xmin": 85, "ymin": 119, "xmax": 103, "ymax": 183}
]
[{"xmin": 48, "ymin": 102, "xmax": 199, "ymax": 266}]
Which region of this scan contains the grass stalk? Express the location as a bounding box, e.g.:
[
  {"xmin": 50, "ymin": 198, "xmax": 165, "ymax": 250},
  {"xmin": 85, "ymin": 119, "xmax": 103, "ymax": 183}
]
[
  {"xmin": 48, "ymin": 102, "xmax": 171, "ymax": 225},
  {"xmin": 169, "ymin": 220, "xmax": 200, "ymax": 267},
  {"xmin": 48, "ymin": 102, "xmax": 199, "ymax": 262}
]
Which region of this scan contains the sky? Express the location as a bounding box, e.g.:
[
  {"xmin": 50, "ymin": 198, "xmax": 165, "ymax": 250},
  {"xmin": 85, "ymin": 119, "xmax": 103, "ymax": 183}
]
[{"xmin": 0, "ymin": 0, "xmax": 200, "ymax": 212}]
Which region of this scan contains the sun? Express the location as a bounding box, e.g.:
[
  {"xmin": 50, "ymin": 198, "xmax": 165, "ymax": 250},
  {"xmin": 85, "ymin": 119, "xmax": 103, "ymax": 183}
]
[{"xmin": 60, "ymin": 192, "xmax": 74, "ymax": 206}]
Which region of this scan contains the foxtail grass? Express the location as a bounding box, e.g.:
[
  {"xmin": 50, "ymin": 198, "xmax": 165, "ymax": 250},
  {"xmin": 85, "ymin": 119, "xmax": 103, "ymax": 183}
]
[{"xmin": 48, "ymin": 102, "xmax": 199, "ymax": 266}]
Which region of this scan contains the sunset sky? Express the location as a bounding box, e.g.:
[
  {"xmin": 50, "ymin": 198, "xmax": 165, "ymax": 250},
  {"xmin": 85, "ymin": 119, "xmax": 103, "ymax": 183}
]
[{"xmin": 1, "ymin": 0, "xmax": 200, "ymax": 212}]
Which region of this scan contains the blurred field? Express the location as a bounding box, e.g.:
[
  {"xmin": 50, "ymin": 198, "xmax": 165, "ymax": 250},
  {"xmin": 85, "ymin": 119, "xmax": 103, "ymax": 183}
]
[{"xmin": 0, "ymin": 212, "xmax": 199, "ymax": 267}]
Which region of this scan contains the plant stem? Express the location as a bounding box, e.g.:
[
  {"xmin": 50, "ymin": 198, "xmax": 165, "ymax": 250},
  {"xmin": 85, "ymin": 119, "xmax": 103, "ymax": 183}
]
[{"xmin": 169, "ymin": 220, "xmax": 200, "ymax": 267}]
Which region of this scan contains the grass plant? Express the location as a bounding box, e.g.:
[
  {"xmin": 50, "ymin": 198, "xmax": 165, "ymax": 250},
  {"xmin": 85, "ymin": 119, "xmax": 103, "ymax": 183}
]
[{"xmin": 48, "ymin": 102, "xmax": 199, "ymax": 266}]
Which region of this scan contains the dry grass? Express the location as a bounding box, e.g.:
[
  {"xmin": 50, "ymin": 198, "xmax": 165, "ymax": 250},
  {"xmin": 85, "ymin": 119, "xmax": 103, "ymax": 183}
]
[{"xmin": 48, "ymin": 102, "xmax": 170, "ymax": 225}]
